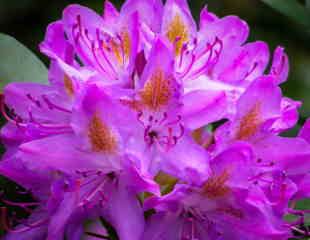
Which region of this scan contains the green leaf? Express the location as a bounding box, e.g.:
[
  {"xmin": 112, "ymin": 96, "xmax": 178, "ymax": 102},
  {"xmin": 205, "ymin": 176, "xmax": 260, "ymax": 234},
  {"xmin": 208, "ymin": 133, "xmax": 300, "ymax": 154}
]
[
  {"xmin": 0, "ymin": 33, "xmax": 47, "ymax": 91},
  {"xmin": 260, "ymin": 0, "xmax": 310, "ymax": 27},
  {"xmin": 307, "ymin": 0, "xmax": 310, "ymax": 9}
]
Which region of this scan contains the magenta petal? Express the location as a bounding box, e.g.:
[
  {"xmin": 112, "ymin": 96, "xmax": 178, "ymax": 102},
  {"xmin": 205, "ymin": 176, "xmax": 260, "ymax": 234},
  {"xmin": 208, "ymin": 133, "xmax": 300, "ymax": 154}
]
[
  {"xmin": 218, "ymin": 41, "xmax": 270, "ymax": 84},
  {"xmin": 122, "ymin": 157, "xmax": 161, "ymax": 195},
  {"xmin": 199, "ymin": 6, "xmax": 218, "ymax": 30},
  {"xmin": 4, "ymin": 82, "xmax": 71, "ymax": 123},
  {"xmin": 0, "ymin": 155, "xmax": 50, "ymax": 198},
  {"xmin": 142, "ymin": 212, "xmax": 182, "ymax": 240},
  {"xmin": 211, "ymin": 142, "xmax": 254, "ymax": 188},
  {"xmin": 19, "ymin": 134, "xmax": 121, "ymax": 174},
  {"xmin": 103, "ymin": 0, "xmax": 119, "ymax": 22},
  {"xmin": 181, "ymin": 90, "xmax": 227, "ymax": 129},
  {"xmin": 236, "ymin": 76, "xmax": 282, "ymax": 125},
  {"xmin": 40, "ymin": 21, "xmax": 73, "ymax": 62},
  {"xmin": 103, "ymin": 181, "xmax": 145, "ymax": 240},
  {"xmin": 270, "ymin": 97, "xmax": 301, "ymax": 133},
  {"xmin": 270, "ymin": 46, "xmax": 289, "ymax": 84},
  {"xmin": 162, "ymin": 0, "xmax": 197, "ymax": 43},
  {"xmin": 121, "ymin": 0, "xmax": 163, "ymax": 32},
  {"xmin": 254, "ymin": 135, "xmax": 310, "ymax": 175},
  {"xmin": 47, "ymin": 194, "xmax": 77, "ymax": 239},
  {"xmin": 200, "ymin": 15, "xmax": 249, "ymax": 47},
  {"xmin": 62, "ymin": 4, "xmax": 106, "ymax": 67},
  {"xmin": 139, "ymin": 37, "xmax": 174, "ymax": 87},
  {"xmin": 161, "ymin": 134, "xmax": 210, "ymax": 184}
]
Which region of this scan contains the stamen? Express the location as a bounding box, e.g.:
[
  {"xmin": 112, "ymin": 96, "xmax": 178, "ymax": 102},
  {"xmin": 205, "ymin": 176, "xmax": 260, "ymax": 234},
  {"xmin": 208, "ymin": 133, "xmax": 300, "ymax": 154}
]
[
  {"xmin": 178, "ymin": 54, "xmax": 196, "ymax": 79},
  {"xmin": 26, "ymin": 94, "xmax": 42, "ymax": 108},
  {"xmin": 79, "ymin": 178, "xmax": 107, "ymax": 208},
  {"xmin": 96, "ymin": 29, "xmax": 118, "ymax": 79},
  {"xmin": 187, "ymin": 37, "xmax": 223, "ymax": 79},
  {"xmin": 41, "ymin": 95, "xmax": 72, "ymax": 113},
  {"xmin": 244, "ymin": 62, "xmax": 258, "ymax": 79},
  {"xmin": 178, "ymin": 43, "xmax": 188, "ymax": 68},
  {"xmin": 76, "ymin": 15, "xmax": 92, "ymax": 50}
]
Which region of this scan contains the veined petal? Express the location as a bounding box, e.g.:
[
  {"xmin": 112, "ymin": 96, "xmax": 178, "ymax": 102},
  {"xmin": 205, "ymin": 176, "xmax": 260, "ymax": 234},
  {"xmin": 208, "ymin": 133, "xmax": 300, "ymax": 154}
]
[
  {"xmin": 232, "ymin": 76, "xmax": 282, "ymax": 140},
  {"xmin": 18, "ymin": 134, "xmax": 121, "ymax": 174},
  {"xmin": 218, "ymin": 41, "xmax": 270, "ymax": 84},
  {"xmin": 199, "ymin": 15, "xmax": 249, "ymax": 47},
  {"xmin": 138, "ymin": 38, "xmax": 180, "ymax": 111},
  {"xmin": 121, "ymin": 0, "xmax": 164, "ymax": 32},
  {"xmin": 162, "ymin": 0, "xmax": 196, "ymax": 56},
  {"xmin": 63, "ymin": 4, "xmax": 108, "ymax": 67},
  {"xmin": 4, "ymin": 82, "xmax": 71, "ymax": 123}
]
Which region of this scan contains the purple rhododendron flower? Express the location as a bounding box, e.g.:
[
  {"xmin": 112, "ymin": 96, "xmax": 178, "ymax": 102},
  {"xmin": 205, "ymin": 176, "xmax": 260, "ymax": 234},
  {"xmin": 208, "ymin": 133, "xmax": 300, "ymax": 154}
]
[{"xmin": 0, "ymin": 0, "xmax": 309, "ymax": 239}]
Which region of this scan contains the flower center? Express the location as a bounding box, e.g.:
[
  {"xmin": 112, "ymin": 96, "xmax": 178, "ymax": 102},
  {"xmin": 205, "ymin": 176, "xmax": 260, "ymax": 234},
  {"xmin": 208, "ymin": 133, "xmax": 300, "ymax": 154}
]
[
  {"xmin": 64, "ymin": 75, "xmax": 75, "ymax": 97},
  {"xmin": 166, "ymin": 14, "xmax": 189, "ymax": 56},
  {"xmin": 88, "ymin": 114, "xmax": 118, "ymax": 154},
  {"xmin": 201, "ymin": 170, "xmax": 230, "ymax": 199},
  {"xmin": 140, "ymin": 69, "xmax": 174, "ymax": 111},
  {"xmin": 139, "ymin": 111, "xmax": 184, "ymax": 150},
  {"xmin": 235, "ymin": 103, "xmax": 261, "ymax": 140}
]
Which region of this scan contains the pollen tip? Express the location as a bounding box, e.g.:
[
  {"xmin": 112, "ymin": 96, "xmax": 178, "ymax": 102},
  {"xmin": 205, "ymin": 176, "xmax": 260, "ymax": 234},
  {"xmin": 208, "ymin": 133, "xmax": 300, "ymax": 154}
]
[{"xmin": 88, "ymin": 113, "xmax": 118, "ymax": 154}]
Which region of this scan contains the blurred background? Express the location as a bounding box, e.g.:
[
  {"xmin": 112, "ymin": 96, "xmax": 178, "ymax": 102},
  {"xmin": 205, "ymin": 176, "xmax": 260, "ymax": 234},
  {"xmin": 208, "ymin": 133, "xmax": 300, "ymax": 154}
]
[{"xmin": 0, "ymin": 0, "xmax": 309, "ymax": 238}]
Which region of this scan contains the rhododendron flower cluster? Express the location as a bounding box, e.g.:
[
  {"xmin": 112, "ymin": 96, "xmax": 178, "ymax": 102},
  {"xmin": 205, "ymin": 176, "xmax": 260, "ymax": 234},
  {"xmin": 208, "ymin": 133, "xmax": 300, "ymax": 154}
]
[{"xmin": 0, "ymin": 0, "xmax": 309, "ymax": 239}]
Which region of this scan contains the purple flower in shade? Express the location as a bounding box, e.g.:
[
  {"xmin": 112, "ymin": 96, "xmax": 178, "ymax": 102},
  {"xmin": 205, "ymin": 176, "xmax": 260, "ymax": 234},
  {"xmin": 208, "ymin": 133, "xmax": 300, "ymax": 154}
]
[
  {"xmin": 2, "ymin": 80, "xmax": 159, "ymax": 239},
  {"xmin": 142, "ymin": 144, "xmax": 292, "ymax": 240},
  {"xmin": 0, "ymin": 154, "xmax": 81, "ymax": 240}
]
